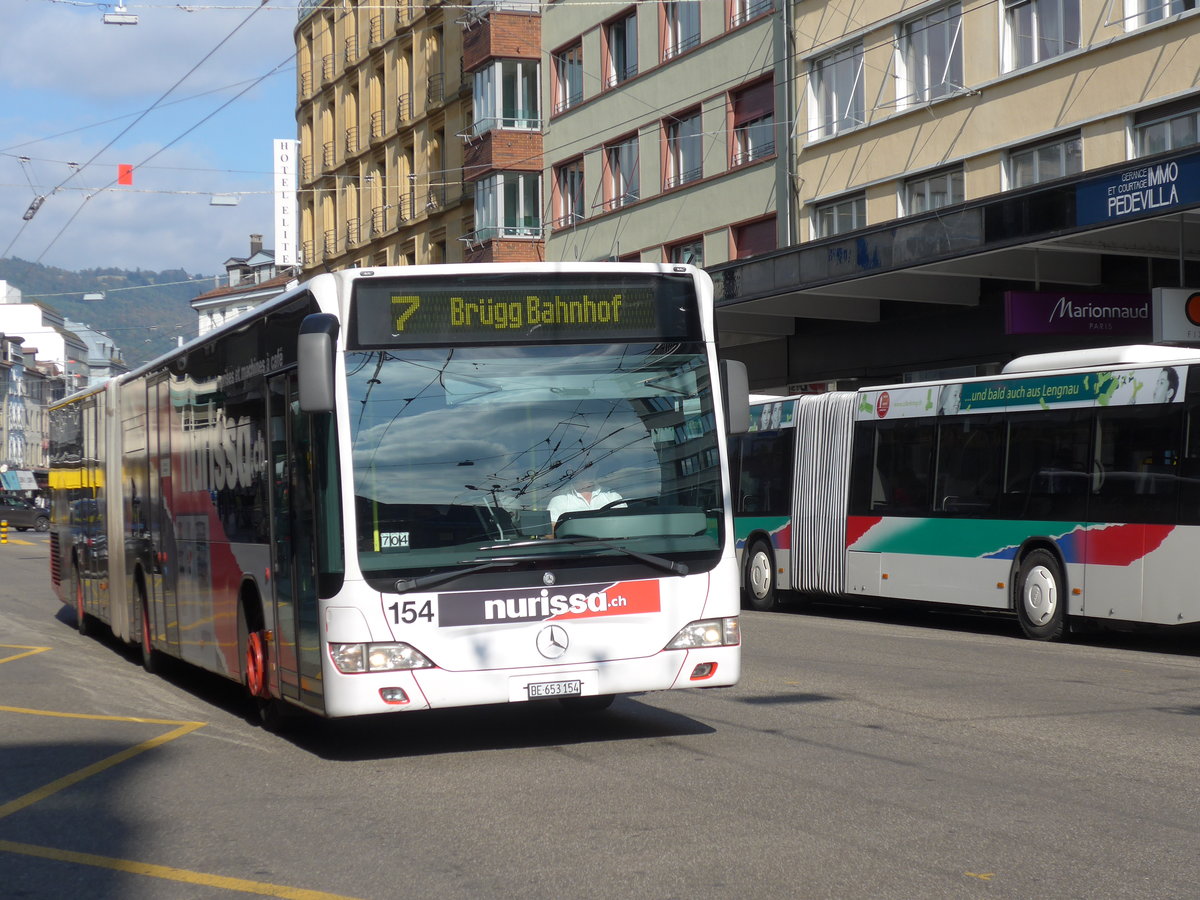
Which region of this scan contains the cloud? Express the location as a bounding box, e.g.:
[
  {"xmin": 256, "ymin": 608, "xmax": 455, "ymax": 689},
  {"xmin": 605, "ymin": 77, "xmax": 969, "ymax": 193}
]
[
  {"xmin": 0, "ymin": 5, "xmax": 295, "ymax": 99},
  {"xmin": 0, "ymin": 2, "xmax": 298, "ymax": 273}
]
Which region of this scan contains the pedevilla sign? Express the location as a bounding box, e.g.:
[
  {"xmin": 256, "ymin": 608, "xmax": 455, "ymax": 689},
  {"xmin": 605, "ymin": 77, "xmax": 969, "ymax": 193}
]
[{"xmin": 1077, "ymin": 150, "xmax": 1200, "ymax": 226}]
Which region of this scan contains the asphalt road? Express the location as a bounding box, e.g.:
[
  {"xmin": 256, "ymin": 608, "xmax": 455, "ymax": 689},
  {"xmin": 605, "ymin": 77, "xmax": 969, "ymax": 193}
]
[{"xmin": 2, "ymin": 532, "xmax": 1199, "ymax": 899}]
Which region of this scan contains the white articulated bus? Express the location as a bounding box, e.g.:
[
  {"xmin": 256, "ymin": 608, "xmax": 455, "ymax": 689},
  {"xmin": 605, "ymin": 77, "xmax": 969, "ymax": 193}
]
[
  {"xmin": 731, "ymin": 345, "xmax": 1200, "ymax": 640},
  {"xmin": 50, "ymin": 263, "xmax": 747, "ymax": 724}
]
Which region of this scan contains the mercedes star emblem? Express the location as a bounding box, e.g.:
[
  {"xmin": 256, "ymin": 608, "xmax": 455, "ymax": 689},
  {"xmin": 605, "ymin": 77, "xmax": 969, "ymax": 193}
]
[{"xmin": 536, "ymin": 624, "xmax": 569, "ymax": 659}]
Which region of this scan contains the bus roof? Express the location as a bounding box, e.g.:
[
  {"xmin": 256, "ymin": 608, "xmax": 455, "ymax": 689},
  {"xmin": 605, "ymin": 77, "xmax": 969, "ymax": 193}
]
[{"xmin": 1002, "ymin": 344, "xmax": 1200, "ymax": 374}]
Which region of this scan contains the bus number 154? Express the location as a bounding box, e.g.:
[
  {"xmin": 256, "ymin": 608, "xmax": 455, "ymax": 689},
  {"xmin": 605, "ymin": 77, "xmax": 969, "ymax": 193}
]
[{"xmin": 388, "ymin": 600, "xmax": 435, "ymax": 625}]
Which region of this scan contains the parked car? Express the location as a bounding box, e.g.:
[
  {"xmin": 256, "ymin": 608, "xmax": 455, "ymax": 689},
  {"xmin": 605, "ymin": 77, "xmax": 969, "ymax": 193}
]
[{"xmin": 0, "ymin": 496, "xmax": 49, "ymax": 532}]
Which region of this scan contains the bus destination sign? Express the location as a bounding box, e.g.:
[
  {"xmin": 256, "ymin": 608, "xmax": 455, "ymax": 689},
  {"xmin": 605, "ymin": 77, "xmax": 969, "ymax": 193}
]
[{"xmin": 351, "ymin": 274, "xmax": 698, "ymax": 347}]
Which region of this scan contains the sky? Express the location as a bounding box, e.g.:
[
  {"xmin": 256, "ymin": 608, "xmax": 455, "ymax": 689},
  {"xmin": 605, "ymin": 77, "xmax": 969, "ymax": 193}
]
[{"xmin": 0, "ymin": 0, "xmax": 299, "ymax": 275}]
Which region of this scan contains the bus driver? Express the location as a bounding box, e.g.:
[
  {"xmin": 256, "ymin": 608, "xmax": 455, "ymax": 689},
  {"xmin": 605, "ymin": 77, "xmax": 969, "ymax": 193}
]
[{"xmin": 548, "ymin": 469, "xmax": 624, "ymax": 524}]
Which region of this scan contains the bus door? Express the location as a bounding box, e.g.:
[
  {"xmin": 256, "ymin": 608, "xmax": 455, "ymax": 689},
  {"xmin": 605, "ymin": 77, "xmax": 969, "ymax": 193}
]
[
  {"xmin": 148, "ymin": 376, "xmax": 180, "ymax": 651},
  {"xmin": 1088, "ymin": 404, "xmax": 1185, "ymax": 624},
  {"xmin": 116, "ymin": 400, "xmax": 149, "ymax": 644},
  {"xmin": 75, "ymin": 396, "xmax": 104, "ymax": 610},
  {"xmin": 267, "ymin": 372, "xmax": 322, "ymax": 703}
]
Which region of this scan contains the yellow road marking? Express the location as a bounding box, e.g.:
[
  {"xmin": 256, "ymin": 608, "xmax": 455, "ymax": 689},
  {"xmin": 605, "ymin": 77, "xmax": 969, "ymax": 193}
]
[
  {"xmin": 0, "ymin": 840, "xmax": 367, "ymax": 900},
  {"xmin": 0, "ymin": 705, "xmax": 201, "ymax": 726},
  {"xmin": 0, "ymin": 537, "xmax": 36, "ymax": 545},
  {"xmin": 0, "ymin": 711, "xmax": 205, "ymax": 821},
  {"xmin": 0, "ymin": 645, "xmax": 50, "ymax": 665},
  {"xmin": 965, "ymin": 872, "xmax": 995, "ymax": 881},
  {"xmin": 1, "ymin": 675, "xmax": 363, "ymax": 897}
]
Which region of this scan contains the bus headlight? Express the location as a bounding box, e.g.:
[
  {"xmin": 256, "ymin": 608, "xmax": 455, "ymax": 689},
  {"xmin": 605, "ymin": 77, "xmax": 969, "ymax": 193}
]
[
  {"xmin": 329, "ymin": 642, "xmax": 434, "ymax": 673},
  {"xmin": 665, "ymin": 617, "xmax": 740, "ymax": 650}
]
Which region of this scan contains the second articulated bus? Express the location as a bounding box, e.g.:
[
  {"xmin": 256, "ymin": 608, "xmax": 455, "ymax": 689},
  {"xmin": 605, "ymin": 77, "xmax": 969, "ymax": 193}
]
[
  {"xmin": 732, "ymin": 344, "xmax": 1200, "ymax": 640},
  {"xmin": 50, "ymin": 263, "xmax": 747, "ymax": 725}
]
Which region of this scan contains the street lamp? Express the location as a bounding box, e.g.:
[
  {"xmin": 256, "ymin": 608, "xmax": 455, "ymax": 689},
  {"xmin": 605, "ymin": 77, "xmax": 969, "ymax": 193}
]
[{"xmin": 103, "ymin": 4, "xmax": 138, "ymax": 25}]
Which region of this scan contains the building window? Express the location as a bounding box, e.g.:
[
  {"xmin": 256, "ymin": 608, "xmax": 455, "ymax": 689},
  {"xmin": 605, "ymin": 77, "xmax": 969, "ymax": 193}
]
[
  {"xmin": 809, "ymin": 43, "xmax": 864, "ymax": 140},
  {"xmin": 554, "ymin": 158, "xmax": 586, "ymax": 227},
  {"xmin": 605, "ymin": 11, "xmax": 638, "ymax": 88},
  {"xmin": 604, "ymin": 134, "xmax": 640, "ymax": 210},
  {"xmin": 473, "ymin": 172, "xmax": 541, "ymax": 241},
  {"xmin": 1134, "ymin": 97, "xmax": 1200, "ymax": 156},
  {"xmin": 1125, "ymin": 0, "xmax": 1196, "ymax": 28},
  {"xmin": 668, "ymin": 237, "xmax": 704, "ymax": 266},
  {"xmin": 732, "ymin": 78, "xmax": 774, "ymax": 165},
  {"xmin": 730, "ymin": 0, "xmax": 773, "ymax": 27},
  {"xmin": 665, "ymin": 110, "xmax": 703, "ymax": 189},
  {"xmin": 904, "ymin": 166, "xmax": 964, "ymax": 214},
  {"xmin": 552, "ymin": 42, "xmax": 582, "ymax": 114},
  {"xmin": 814, "ymin": 194, "xmax": 866, "ymax": 237},
  {"xmin": 899, "ymin": 4, "xmax": 963, "ymax": 106},
  {"xmin": 1003, "ymin": 0, "xmax": 1079, "ymax": 71},
  {"xmin": 733, "ymin": 216, "xmax": 776, "ymax": 259},
  {"xmin": 664, "ymin": 0, "xmax": 700, "ymax": 60},
  {"xmin": 1007, "ymin": 133, "xmax": 1082, "ymax": 188},
  {"xmin": 472, "ymin": 59, "xmax": 540, "ymax": 135}
]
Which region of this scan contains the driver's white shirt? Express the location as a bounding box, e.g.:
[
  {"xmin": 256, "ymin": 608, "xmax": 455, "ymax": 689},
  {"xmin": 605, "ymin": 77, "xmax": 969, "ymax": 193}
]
[{"xmin": 548, "ymin": 487, "xmax": 624, "ymax": 523}]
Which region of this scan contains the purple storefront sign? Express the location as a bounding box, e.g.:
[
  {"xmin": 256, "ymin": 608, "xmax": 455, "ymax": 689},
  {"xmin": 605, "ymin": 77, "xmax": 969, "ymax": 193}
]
[{"xmin": 1004, "ymin": 291, "xmax": 1152, "ymax": 337}]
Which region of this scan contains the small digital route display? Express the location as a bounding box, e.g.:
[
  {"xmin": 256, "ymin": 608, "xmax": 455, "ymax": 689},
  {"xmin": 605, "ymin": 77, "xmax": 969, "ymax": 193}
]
[{"xmin": 350, "ymin": 272, "xmax": 701, "ymax": 346}]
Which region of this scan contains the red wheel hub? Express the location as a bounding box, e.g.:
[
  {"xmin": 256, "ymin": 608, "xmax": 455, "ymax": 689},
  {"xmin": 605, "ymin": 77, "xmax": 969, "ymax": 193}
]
[{"xmin": 246, "ymin": 631, "xmax": 269, "ymax": 698}]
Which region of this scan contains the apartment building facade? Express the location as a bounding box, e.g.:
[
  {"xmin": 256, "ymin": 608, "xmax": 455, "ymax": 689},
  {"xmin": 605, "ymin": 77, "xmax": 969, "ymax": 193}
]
[
  {"xmin": 714, "ymin": 0, "xmax": 1200, "ymax": 388},
  {"xmin": 540, "ymin": 0, "xmax": 785, "ymax": 266},
  {"xmin": 293, "ymin": 0, "xmax": 785, "ymax": 271},
  {"xmin": 296, "ymin": 0, "xmax": 474, "ymax": 270}
]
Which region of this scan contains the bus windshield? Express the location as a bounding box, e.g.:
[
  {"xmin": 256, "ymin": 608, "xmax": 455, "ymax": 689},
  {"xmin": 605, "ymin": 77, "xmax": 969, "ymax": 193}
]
[{"xmin": 347, "ymin": 340, "xmax": 723, "ymax": 580}]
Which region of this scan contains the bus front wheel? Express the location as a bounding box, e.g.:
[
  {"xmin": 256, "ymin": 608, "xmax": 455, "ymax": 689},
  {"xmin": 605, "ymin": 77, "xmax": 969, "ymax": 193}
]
[
  {"xmin": 1016, "ymin": 549, "xmax": 1066, "ymax": 641},
  {"xmin": 744, "ymin": 539, "xmax": 778, "ymax": 612}
]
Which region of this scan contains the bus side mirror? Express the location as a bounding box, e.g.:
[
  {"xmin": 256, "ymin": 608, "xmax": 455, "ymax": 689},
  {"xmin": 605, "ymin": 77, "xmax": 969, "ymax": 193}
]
[
  {"xmin": 722, "ymin": 358, "xmax": 750, "ymax": 435},
  {"xmin": 298, "ymin": 313, "xmax": 340, "ymax": 413}
]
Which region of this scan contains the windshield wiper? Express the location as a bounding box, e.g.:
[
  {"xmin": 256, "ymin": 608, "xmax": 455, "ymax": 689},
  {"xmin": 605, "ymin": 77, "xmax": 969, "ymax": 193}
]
[
  {"xmin": 394, "ymin": 559, "xmax": 519, "ymax": 594},
  {"xmin": 477, "ymin": 537, "xmax": 689, "ymax": 576}
]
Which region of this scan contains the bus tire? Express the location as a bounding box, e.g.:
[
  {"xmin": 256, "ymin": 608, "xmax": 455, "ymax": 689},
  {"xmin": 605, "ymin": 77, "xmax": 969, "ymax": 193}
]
[
  {"xmin": 74, "ymin": 567, "xmax": 92, "ymax": 637},
  {"xmin": 744, "ymin": 538, "xmax": 778, "ymax": 611},
  {"xmin": 1015, "ymin": 549, "xmax": 1066, "ymax": 641},
  {"xmin": 255, "ymin": 698, "xmax": 296, "ymax": 733},
  {"xmin": 139, "ymin": 586, "xmax": 161, "ymax": 674}
]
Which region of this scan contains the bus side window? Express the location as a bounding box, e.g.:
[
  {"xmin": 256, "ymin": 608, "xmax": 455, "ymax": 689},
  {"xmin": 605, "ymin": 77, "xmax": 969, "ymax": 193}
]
[
  {"xmin": 1093, "ymin": 408, "xmax": 1184, "ymax": 524},
  {"xmin": 736, "ymin": 431, "xmax": 793, "ymax": 516},
  {"xmin": 1002, "ymin": 411, "xmax": 1091, "ymax": 521},
  {"xmin": 1180, "ymin": 403, "xmax": 1200, "ymax": 525},
  {"xmin": 855, "ymin": 420, "xmax": 934, "ymax": 516},
  {"xmin": 935, "ymin": 416, "xmax": 1004, "ymax": 515}
]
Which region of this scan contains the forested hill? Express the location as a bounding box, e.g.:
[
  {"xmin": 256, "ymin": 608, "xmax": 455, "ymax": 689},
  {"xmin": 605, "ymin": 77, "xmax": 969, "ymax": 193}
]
[{"xmin": 0, "ymin": 258, "xmax": 218, "ymax": 368}]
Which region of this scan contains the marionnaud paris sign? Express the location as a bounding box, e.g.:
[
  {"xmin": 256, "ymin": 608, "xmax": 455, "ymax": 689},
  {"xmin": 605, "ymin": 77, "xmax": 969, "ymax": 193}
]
[
  {"xmin": 1005, "ymin": 291, "xmax": 1151, "ymax": 336},
  {"xmin": 1077, "ymin": 150, "xmax": 1200, "ymax": 226}
]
